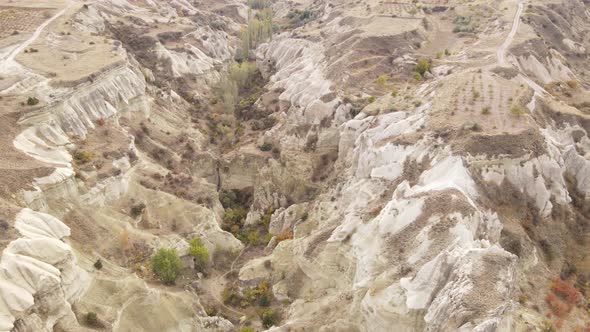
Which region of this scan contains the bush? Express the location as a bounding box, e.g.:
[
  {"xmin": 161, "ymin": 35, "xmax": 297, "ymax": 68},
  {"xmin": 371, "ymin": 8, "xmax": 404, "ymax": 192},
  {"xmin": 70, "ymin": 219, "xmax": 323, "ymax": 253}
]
[
  {"xmin": 86, "ymin": 312, "xmax": 99, "ymax": 326},
  {"xmin": 94, "ymin": 259, "xmax": 103, "ymax": 270},
  {"xmin": 189, "ymin": 237, "xmax": 209, "ymax": 272},
  {"xmin": 259, "ymin": 142, "xmax": 273, "ymax": 151},
  {"xmin": 545, "ymin": 278, "xmax": 581, "ymax": 318},
  {"xmin": 151, "ymin": 248, "xmax": 182, "ymax": 284},
  {"xmin": 287, "ymin": 9, "xmax": 313, "ymax": 23},
  {"xmin": 224, "ymin": 207, "xmax": 248, "ymax": 225},
  {"xmin": 26, "ymin": 97, "xmax": 39, "ymax": 106},
  {"xmin": 510, "ymin": 105, "xmax": 525, "ymax": 116},
  {"xmin": 482, "ymin": 106, "xmax": 490, "ymax": 115},
  {"xmin": 210, "ymin": 20, "xmax": 226, "ymax": 30},
  {"xmin": 415, "ymin": 58, "xmax": 431, "ymax": 76},
  {"xmin": 222, "ymin": 286, "xmax": 243, "ymax": 306},
  {"xmin": 246, "ymin": 232, "xmax": 259, "ymax": 245},
  {"xmin": 276, "ymin": 232, "xmax": 293, "ymax": 243},
  {"xmin": 73, "ymin": 150, "xmax": 92, "ymax": 164},
  {"xmin": 130, "ymin": 203, "xmax": 146, "ymax": 217},
  {"xmin": 260, "ymin": 308, "xmax": 278, "ymax": 328},
  {"xmin": 550, "ymin": 278, "xmax": 580, "ymax": 303},
  {"xmin": 367, "ymin": 96, "xmax": 376, "ymax": 103},
  {"xmin": 240, "ymin": 328, "xmax": 255, "ymax": 332},
  {"xmin": 376, "ymin": 74, "xmax": 388, "ymax": 87}
]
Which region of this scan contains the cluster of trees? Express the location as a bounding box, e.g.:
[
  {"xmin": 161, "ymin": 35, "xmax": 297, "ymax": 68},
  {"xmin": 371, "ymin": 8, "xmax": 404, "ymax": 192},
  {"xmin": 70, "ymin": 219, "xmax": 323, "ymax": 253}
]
[
  {"xmin": 151, "ymin": 236, "xmax": 209, "ymax": 284},
  {"xmin": 240, "ymin": 8, "xmax": 273, "ymax": 60},
  {"xmin": 217, "ymin": 61, "xmax": 259, "ymax": 114}
]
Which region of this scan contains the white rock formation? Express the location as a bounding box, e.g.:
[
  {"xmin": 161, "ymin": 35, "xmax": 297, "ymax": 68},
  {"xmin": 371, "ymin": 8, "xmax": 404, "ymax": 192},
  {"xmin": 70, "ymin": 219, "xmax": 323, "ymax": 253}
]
[{"xmin": 0, "ymin": 209, "xmax": 89, "ymax": 332}]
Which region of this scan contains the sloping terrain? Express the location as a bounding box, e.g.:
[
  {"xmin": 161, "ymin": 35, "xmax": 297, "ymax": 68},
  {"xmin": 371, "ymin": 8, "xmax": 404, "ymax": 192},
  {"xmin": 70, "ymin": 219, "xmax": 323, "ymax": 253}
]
[{"xmin": 0, "ymin": 0, "xmax": 589, "ymax": 331}]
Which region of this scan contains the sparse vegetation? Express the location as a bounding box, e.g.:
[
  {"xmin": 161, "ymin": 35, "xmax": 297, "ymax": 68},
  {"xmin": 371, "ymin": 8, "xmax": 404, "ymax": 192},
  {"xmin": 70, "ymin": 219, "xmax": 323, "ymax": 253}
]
[
  {"xmin": 482, "ymin": 106, "xmax": 490, "ymax": 115},
  {"xmin": 94, "ymin": 259, "xmax": 103, "ymax": 270},
  {"xmin": 510, "ymin": 104, "xmax": 525, "ymax": 116},
  {"xmin": 151, "ymin": 248, "xmax": 182, "ymax": 284}
]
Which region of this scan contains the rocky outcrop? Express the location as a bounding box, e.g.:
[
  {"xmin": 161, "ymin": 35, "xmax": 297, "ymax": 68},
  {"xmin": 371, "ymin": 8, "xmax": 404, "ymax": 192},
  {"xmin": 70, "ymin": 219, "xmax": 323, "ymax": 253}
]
[{"xmin": 0, "ymin": 209, "xmax": 89, "ymax": 332}]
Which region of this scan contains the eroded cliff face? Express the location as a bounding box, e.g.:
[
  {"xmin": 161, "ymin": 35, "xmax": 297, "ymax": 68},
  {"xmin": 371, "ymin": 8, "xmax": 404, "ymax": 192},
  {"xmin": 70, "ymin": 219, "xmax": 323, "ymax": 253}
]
[{"xmin": 0, "ymin": 0, "xmax": 589, "ymax": 331}]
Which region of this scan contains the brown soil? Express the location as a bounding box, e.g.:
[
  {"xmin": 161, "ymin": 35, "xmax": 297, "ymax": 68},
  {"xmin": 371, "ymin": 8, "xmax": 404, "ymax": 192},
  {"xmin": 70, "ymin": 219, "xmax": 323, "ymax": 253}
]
[
  {"xmin": 0, "ymin": 7, "xmax": 52, "ymax": 40},
  {"xmin": 0, "ymin": 99, "xmax": 53, "ymax": 199},
  {"xmin": 454, "ymin": 128, "xmax": 546, "ymax": 158}
]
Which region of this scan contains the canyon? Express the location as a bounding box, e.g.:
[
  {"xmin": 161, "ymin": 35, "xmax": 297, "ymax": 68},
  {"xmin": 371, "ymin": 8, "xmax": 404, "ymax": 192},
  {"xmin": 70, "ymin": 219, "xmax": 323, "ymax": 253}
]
[{"xmin": 0, "ymin": 0, "xmax": 589, "ymax": 331}]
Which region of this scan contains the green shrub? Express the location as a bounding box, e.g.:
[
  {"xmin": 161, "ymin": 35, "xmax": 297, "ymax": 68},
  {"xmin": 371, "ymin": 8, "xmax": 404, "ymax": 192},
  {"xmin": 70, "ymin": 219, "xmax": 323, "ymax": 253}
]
[
  {"xmin": 367, "ymin": 96, "xmax": 376, "ymax": 103},
  {"xmin": 189, "ymin": 237, "xmax": 209, "ymax": 272},
  {"xmin": 259, "ymin": 292, "xmax": 270, "ymax": 306},
  {"xmin": 222, "ymin": 285, "xmax": 243, "ymax": 306},
  {"xmin": 73, "ymin": 150, "xmax": 92, "ymax": 164},
  {"xmin": 86, "ymin": 312, "xmax": 98, "ymax": 326},
  {"xmin": 130, "ymin": 203, "xmax": 146, "ymax": 217},
  {"xmin": 452, "ymin": 16, "xmax": 475, "ymax": 33},
  {"xmin": 259, "ymin": 142, "xmax": 273, "ymax": 151},
  {"xmin": 376, "ymin": 74, "xmax": 388, "ymax": 87},
  {"xmin": 287, "ymin": 9, "xmax": 313, "ymax": 23},
  {"xmin": 240, "ymin": 327, "xmax": 255, "ymax": 332},
  {"xmin": 415, "ymin": 58, "xmax": 431, "ymax": 76},
  {"xmin": 210, "ymin": 20, "xmax": 226, "ymax": 30},
  {"xmin": 482, "ymin": 106, "xmax": 490, "ymax": 115},
  {"xmin": 151, "ymin": 248, "xmax": 182, "ymax": 284},
  {"xmin": 413, "ymin": 72, "xmax": 423, "ymax": 81},
  {"xmin": 246, "ymin": 232, "xmax": 259, "ymax": 245},
  {"xmin": 27, "ymin": 97, "xmax": 39, "ymax": 106},
  {"xmin": 260, "ymin": 308, "xmax": 278, "ymax": 328},
  {"xmin": 224, "ymin": 207, "xmax": 248, "ymax": 225},
  {"xmin": 510, "ymin": 105, "xmax": 525, "ymax": 116},
  {"xmin": 239, "ymin": 280, "xmax": 273, "ymax": 308},
  {"xmin": 264, "ymin": 233, "xmax": 273, "ymax": 244}
]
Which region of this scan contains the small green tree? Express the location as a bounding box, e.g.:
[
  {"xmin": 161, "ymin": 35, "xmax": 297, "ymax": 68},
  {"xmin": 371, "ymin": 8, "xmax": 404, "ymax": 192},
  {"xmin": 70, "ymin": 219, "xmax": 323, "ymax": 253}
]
[
  {"xmin": 151, "ymin": 248, "xmax": 181, "ymax": 284},
  {"xmin": 189, "ymin": 237, "xmax": 209, "ymax": 272},
  {"xmin": 27, "ymin": 97, "xmax": 39, "ymax": 106},
  {"xmin": 86, "ymin": 312, "xmax": 98, "ymax": 326},
  {"xmin": 415, "ymin": 58, "xmax": 431, "ymax": 76}
]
